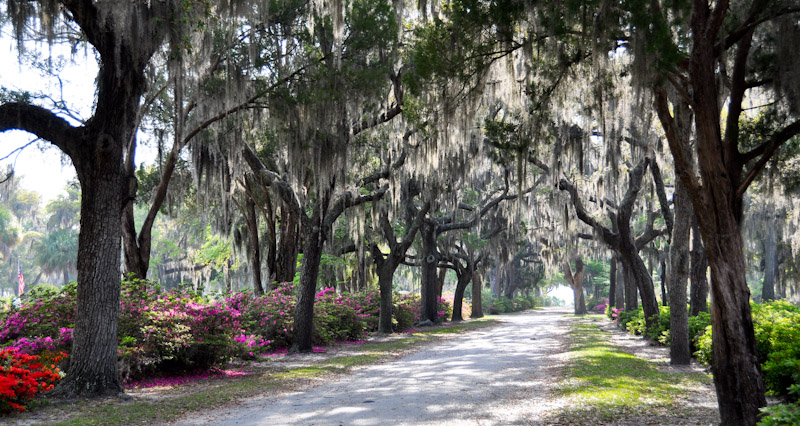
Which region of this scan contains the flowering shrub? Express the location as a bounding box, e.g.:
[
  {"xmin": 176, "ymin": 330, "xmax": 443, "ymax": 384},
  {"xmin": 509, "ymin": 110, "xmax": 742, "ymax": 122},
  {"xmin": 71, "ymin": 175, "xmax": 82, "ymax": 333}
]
[
  {"xmin": 233, "ymin": 282, "xmax": 296, "ymax": 351},
  {"xmin": 116, "ymin": 278, "xmax": 242, "ymax": 382},
  {"xmin": 440, "ymin": 293, "xmax": 471, "ymax": 319},
  {"xmin": 313, "ymin": 287, "xmax": 368, "ymax": 344},
  {"xmin": 2, "ymin": 276, "xmax": 478, "ymax": 389},
  {"xmin": 592, "ymin": 299, "xmax": 608, "ymax": 314},
  {"xmin": 393, "ymin": 294, "xmax": 421, "ymax": 331},
  {"xmin": 0, "ymin": 283, "xmax": 76, "ymax": 356},
  {"xmin": 0, "ymin": 349, "xmax": 65, "ymax": 414}
]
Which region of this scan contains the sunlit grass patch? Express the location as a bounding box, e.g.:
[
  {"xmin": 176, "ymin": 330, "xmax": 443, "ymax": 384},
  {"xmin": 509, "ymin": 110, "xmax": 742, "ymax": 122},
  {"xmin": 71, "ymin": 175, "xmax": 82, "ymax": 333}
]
[
  {"xmin": 552, "ymin": 322, "xmax": 711, "ymax": 424},
  {"xmin": 53, "ymin": 371, "xmax": 281, "ymax": 425}
]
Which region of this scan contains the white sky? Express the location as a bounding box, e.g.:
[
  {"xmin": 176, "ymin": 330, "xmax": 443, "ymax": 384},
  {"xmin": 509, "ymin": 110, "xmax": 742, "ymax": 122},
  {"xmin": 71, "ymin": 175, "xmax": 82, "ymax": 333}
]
[
  {"xmin": 0, "ymin": 33, "xmax": 159, "ymax": 204},
  {"xmin": 0, "ymin": 34, "xmax": 93, "ymax": 202}
]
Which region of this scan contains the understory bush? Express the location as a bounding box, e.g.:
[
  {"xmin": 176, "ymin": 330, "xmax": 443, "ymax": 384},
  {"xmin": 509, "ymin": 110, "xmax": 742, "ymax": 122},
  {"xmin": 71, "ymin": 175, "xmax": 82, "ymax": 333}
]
[{"xmin": 486, "ymin": 294, "xmax": 535, "ymax": 314}]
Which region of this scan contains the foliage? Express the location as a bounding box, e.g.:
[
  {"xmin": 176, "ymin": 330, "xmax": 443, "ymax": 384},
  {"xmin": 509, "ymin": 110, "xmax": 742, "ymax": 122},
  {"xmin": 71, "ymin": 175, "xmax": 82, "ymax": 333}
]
[
  {"xmin": 0, "ymin": 349, "xmax": 65, "ymax": 414},
  {"xmin": 759, "ymin": 396, "xmax": 800, "ymax": 426},
  {"xmin": 694, "ymin": 301, "xmax": 800, "ymax": 400},
  {"xmin": 485, "ymin": 294, "xmax": 536, "ymax": 314},
  {"xmin": 618, "ymin": 306, "xmax": 670, "ymax": 343}
]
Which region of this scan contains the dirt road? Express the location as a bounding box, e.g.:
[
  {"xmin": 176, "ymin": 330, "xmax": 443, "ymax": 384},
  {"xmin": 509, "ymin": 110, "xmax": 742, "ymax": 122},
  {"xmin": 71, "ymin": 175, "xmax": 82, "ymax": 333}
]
[{"xmin": 174, "ymin": 307, "xmax": 571, "ymax": 426}]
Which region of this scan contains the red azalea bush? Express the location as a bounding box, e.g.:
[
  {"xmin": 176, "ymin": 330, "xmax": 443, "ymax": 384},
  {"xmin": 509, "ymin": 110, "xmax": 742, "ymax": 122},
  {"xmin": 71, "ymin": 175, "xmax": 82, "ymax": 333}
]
[{"xmin": 0, "ymin": 349, "xmax": 65, "ymax": 415}]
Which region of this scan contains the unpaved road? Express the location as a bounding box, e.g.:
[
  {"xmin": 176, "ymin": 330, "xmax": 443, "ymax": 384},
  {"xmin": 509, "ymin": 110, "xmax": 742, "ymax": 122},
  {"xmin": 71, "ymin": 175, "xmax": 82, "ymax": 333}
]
[{"xmin": 174, "ymin": 307, "xmax": 571, "ymax": 426}]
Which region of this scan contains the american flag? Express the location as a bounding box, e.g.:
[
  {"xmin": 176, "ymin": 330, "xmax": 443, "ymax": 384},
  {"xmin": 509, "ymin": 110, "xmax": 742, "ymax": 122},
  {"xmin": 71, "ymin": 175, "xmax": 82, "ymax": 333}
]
[{"xmin": 17, "ymin": 260, "xmax": 24, "ymax": 296}]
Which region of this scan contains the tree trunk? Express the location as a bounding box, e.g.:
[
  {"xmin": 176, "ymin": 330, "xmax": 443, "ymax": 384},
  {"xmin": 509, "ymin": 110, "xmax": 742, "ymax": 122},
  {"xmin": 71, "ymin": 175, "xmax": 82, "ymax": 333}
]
[
  {"xmin": 436, "ymin": 266, "xmax": 446, "ymax": 299},
  {"xmin": 290, "ymin": 224, "xmax": 325, "ymax": 353},
  {"xmin": 705, "ymin": 227, "xmax": 766, "ymax": 424},
  {"xmin": 62, "ymin": 269, "xmax": 70, "ymax": 288},
  {"xmin": 661, "ymin": 260, "xmax": 668, "ymax": 306},
  {"xmin": 52, "ymin": 145, "xmax": 125, "ymax": 397},
  {"xmin": 564, "ymin": 258, "xmax": 587, "ymax": 315},
  {"xmin": 263, "ymin": 189, "xmax": 277, "ymax": 291},
  {"xmin": 621, "ymin": 251, "xmax": 659, "ymax": 327},
  {"xmin": 615, "ymin": 258, "xmax": 625, "ymax": 310},
  {"xmin": 275, "ymin": 203, "xmax": 299, "ymax": 284},
  {"xmin": 690, "ymin": 216, "xmax": 709, "ymax": 316},
  {"xmin": 451, "ymin": 262, "xmax": 473, "ymax": 322},
  {"xmin": 245, "ymin": 194, "xmax": 264, "ymax": 295},
  {"xmin": 667, "ymin": 181, "xmax": 691, "ymax": 365},
  {"xmin": 377, "ymin": 265, "xmax": 394, "ymax": 333},
  {"xmin": 471, "ymin": 271, "xmax": 483, "ymax": 318},
  {"xmin": 419, "ymin": 221, "xmax": 439, "ymax": 323},
  {"xmin": 609, "ymin": 258, "xmax": 617, "ymax": 308},
  {"xmin": 623, "ymin": 261, "xmax": 638, "ymax": 311}
]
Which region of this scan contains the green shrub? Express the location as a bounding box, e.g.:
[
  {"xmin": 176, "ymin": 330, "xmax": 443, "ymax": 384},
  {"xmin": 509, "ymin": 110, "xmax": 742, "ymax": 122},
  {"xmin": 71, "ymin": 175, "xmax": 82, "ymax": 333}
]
[
  {"xmin": 513, "ymin": 296, "xmax": 531, "ymax": 311},
  {"xmin": 693, "ymin": 301, "xmax": 800, "ymax": 401},
  {"xmin": 688, "ymin": 311, "xmax": 712, "ymax": 352},
  {"xmin": 617, "ymin": 307, "xmax": 643, "ymax": 332},
  {"xmin": 759, "ymin": 397, "xmax": 800, "ymax": 426},
  {"xmin": 694, "ymin": 325, "xmax": 713, "ymax": 366}
]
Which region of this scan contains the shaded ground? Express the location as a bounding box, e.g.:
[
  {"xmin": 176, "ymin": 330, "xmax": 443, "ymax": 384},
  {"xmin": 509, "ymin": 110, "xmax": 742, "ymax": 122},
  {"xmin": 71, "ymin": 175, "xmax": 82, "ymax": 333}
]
[{"xmin": 174, "ymin": 307, "xmax": 572, "ymax": 426}]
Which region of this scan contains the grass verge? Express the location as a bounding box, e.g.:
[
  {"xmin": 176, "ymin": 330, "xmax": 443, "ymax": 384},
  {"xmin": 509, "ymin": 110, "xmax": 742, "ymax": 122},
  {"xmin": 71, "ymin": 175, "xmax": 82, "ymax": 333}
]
[
  {"xmin": 549, "ymin": 320, "xmax": 713, "ymax": 425},
  {"xmin": 32, "ymin": 317, "xmax": 499, "ymax": 425}
]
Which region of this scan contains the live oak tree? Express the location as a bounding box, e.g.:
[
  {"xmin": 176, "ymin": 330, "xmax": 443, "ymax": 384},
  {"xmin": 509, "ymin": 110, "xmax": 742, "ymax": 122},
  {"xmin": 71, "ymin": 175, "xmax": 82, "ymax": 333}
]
[
  {"xmin": 641, "ymin": 2, "xmax": 800, "ymax": 423},
  {"xmin": 1, "ymin": 0, "xmax": 186, "ymax": 396},
  {"xmin": 0, "ymin": 0, "xmax": 284, "ymax": 397}
]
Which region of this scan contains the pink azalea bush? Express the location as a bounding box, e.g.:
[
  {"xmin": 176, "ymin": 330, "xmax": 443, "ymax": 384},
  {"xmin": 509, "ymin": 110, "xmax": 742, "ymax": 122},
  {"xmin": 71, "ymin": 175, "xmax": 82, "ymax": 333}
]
[
  {"xmin": 0, "ymin": 277, "xmax": 456, "ymax": 384},
  {"xmin": 592, "ymin": 298, "xmax": 609, "ymax": 314}
]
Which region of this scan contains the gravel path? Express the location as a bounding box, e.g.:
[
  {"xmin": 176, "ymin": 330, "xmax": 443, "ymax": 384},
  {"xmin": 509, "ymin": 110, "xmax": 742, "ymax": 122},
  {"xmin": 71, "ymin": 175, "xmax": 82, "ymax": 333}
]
[{"xmin": 174, "ymin": 307, "xmax": 572, "ymax": 426}]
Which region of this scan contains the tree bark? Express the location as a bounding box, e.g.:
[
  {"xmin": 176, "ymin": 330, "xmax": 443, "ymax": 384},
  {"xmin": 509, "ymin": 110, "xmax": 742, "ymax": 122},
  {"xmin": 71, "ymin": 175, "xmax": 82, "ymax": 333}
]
[
  {"xmin": 290, "ymin": 219, "xmax": 325, "ymax": 353},
  {"xmin": 275, "ymin": 203, "xmax": 300, "ymax": 284},
  {"xmin": 244, "ymin": 192, "xmax": 264, "ymax": 295},
  {"xmin": 689, "ymin": 217, "xmax": 709, "ymax": 316},
  {"xmin": 376, "ymin": 265, "xmax": 394, "ymax": 333},
  {"xmin": 419, "ymin": 221, "xmax": 440, "ymax": 323},
  {"xmin": 609, "ymin": 257, "xmax": 617, "ymax": 308},
  {"xmin": 623, "ymin": 262, "xmax": 638, "ymax": 311},
  {"xmin": 55, "ymin": 155, "xmax": 126, "ymax": 396},
  {"xmin": 451, "ymin": 266, "xmax": 470, "ymax": 321},
  {"xmin": 668, "ymin": 181, "xmax": 691, "ymax": 365},
  {"xmin": 471, "ymin": 271, "xmax": 483, "ymax": 318},
  {"xmin": 660, "ymin": 260, "xmax": 668, "ymax": 306},
  {"xmin": 563, "ymin": 258, "xmax": 587, "ymax": 315},
  {"xmin": 436, "ymin": 266, "xmax": 447, "ymax": 299},
  {"xmin": 615, "ymin": 258, "xmax": 625, "ymax": 310}
]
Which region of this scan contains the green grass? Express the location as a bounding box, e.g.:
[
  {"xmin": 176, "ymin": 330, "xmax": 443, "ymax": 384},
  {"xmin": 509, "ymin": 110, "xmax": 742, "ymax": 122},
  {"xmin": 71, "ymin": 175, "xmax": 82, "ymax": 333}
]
[
  {"xmin": 52, "ymin": 371, "xmax": 281, "ymax": 425},
  {"xmin": 551, "ymin": 322, "xmax": 712, "ymax": 424},
  {"xmin": 42, "ymin": 317, "xmax": 499, "ymax": 425}
]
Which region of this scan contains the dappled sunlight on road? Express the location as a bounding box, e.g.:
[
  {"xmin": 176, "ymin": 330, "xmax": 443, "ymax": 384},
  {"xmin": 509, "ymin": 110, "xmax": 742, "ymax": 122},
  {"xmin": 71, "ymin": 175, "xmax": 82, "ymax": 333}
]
[{"xmin": 175, "ymin": 307, "xmax": 571, "ymax": 426}]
